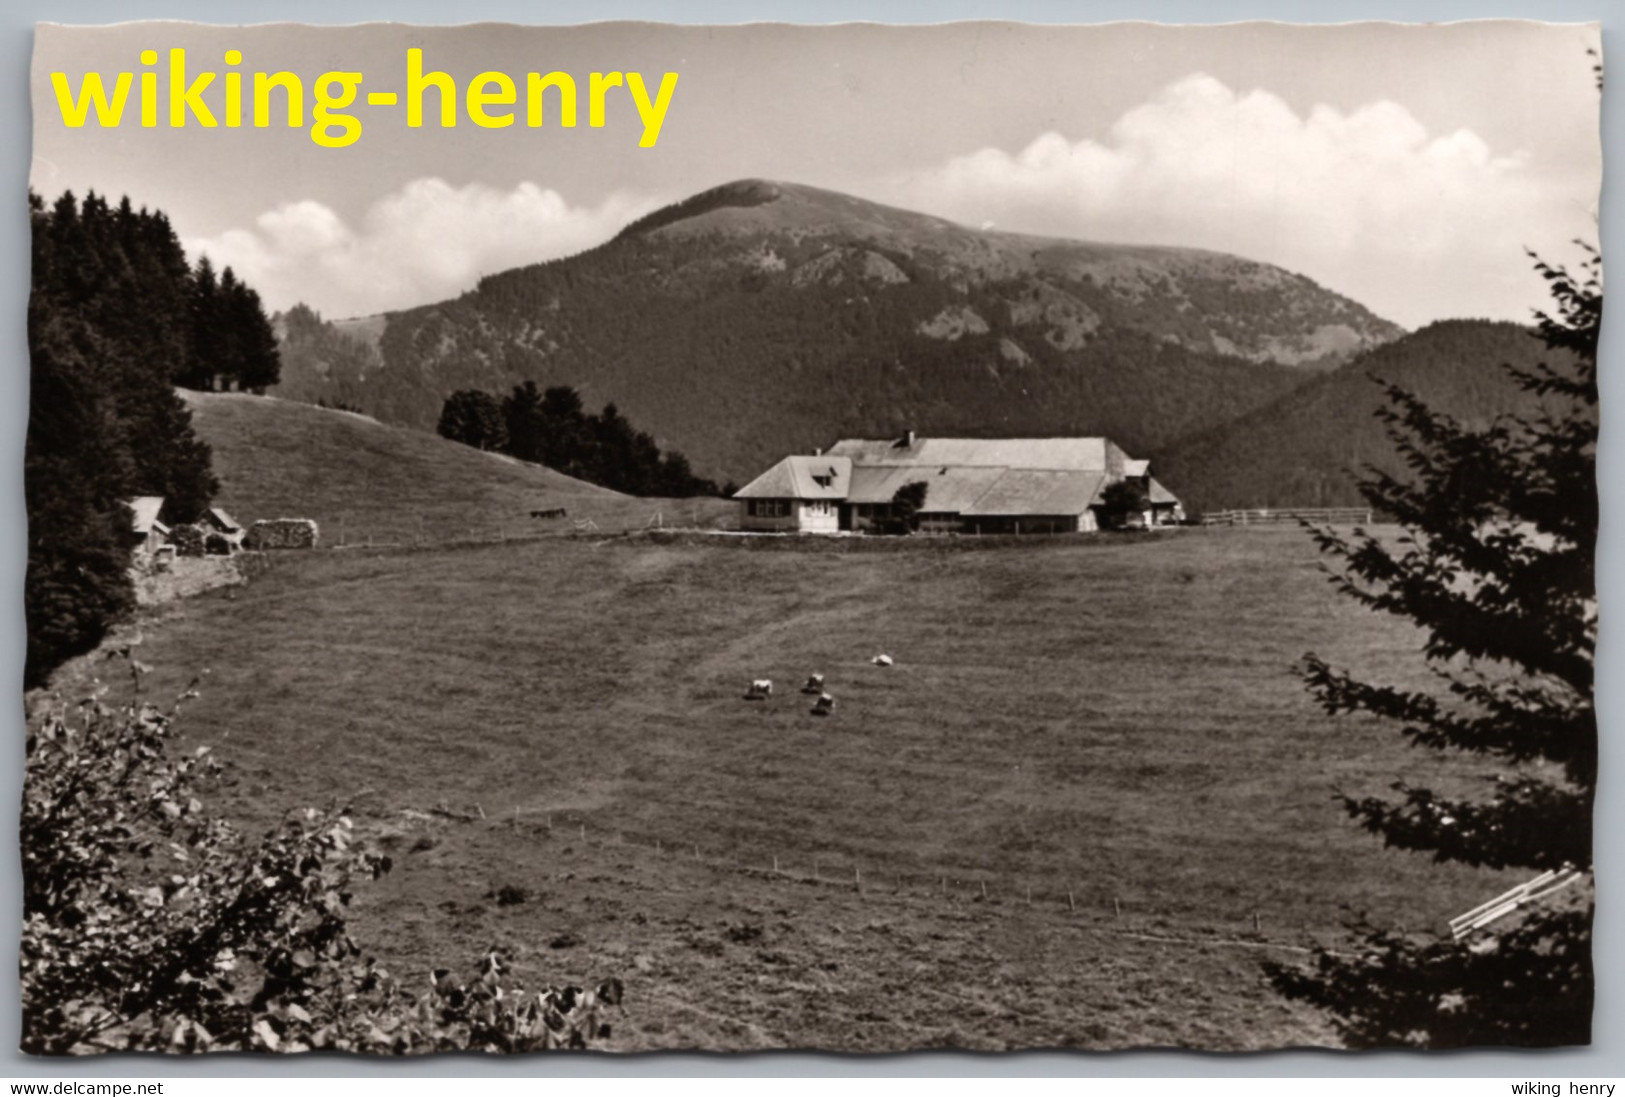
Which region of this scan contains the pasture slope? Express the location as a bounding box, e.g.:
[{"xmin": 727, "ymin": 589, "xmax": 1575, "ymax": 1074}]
[
  {"xmin": 181, "ymin": 390, "xmax": 731, "ymax": 545},
  {"xmin": 106, "ymin": 527, "xmax": 1527, "ymax": 1051}
]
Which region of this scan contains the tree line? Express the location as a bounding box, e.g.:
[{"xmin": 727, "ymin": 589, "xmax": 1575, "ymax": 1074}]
[
  {"xmin": 25, "ymin": 189, "xmax": 281, "ymax": 687},
  {"xmin": 438, "ymin": 382, "xmax": 721, "ymax": 497}
]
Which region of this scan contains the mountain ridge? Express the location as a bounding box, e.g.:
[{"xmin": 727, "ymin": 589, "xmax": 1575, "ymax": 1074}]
[
  {"xmin": 1151, "ymin": 319, "xmax": 1563, "ymax": 513},
  {"xmin": 271, "ymin": 178, "xmax": 1407, "ymax": 484}
]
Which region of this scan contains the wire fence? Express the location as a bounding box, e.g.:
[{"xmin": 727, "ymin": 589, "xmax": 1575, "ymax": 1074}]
[
  {"xmin": 397, "ymin": 801, "xmax": 1352, "ymax": 959},
  {"xmin": 1199, "ymin": 507, "xmax": 1376, "ymax": 527}
]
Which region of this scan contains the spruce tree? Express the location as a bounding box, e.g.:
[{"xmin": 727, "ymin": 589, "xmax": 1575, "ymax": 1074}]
[
  {"xmin": 1268, "ymin": 246, "xmax": 1598, "ymax": 1048},
  {"xmin": 437, "ymin": 389, "xmax": 507, "ymax": 451},
  {"xmin": 24, "ymin": 297, "xmax": 137, "ymax": 687}
]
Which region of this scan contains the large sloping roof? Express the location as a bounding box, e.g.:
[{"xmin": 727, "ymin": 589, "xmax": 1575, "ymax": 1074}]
[
  {"xmin": 1123, "ymin": 458, "xmax": 1150, "ymax": 478},
  {"xmin": 916, "ymin": 467, "xmax": 1011, "ymax": 513},
  {"xmin": 129, "ymin": 496, "xmax": 166, "ymax": 535},
  {"xmin": 205, "ymin": 506, "xmax": 243, "ymax": 533},
  {"xmin": 733, "ymin": 455, "xmax": 852, "ymax": 500},
  {"xmin": 847, "ymin": 465, "xmax": 1011, "ymax": 510},
  {"xmin": 1148, "ymin": 477, "xmax": 1180, "ymax": 505},
  {"xmin": 962, "ymin": 470, "xmax": 1108, "ymax": 517},
  {"xmin": 826, "ymin": 436, "xmax": 1110, "ymax": 471},
  {"xmin": 847, "ymin": 465, "xmax": 924, "ymax": 505}
]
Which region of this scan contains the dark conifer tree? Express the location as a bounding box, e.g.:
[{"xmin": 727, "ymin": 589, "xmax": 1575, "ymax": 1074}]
[
  {"xmin": 24, "ymin": 297, "xmax": 136, "ymax": 686},
  {"xmin": 185, "ymin": 255, "xmax": 222, "ymax": 390},
  {"xmin": 25, "ymin": 188, "xmax": 226, "ymax": 684},
  {"xmin": 230, "ymin": 278, "xmax": 282, "ymax": 392},
  {"xmin": 438, "ymin": 389, "xmax": 507, "ymax": 451},
  {"xmin": 452, "ymin": 382, "xmax": 718, "ymax": 496},
  {"xmin": 501, "ymin": 381, "xmax": 547, "ymax": 463},
  {"xmin": 1267, "ymin": 246, "xmax": 1598, "ymax": 1047}
]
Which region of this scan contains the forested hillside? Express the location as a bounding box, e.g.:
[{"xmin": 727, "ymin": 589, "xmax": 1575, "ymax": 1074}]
[
  {"xmin": 25, "ymin": 189, "xmax": 279, "ymax": 685},
  {"xmin": 272, "ymin": 180, "xmax": 1402, "ymax": 483},
  {"xmin": 1152, "ymin": 320, "xmax": 1562, "ymax": 513},
  {"xmin": 270, "ymin": 303, "xmax": 384, "ymax": 412}
]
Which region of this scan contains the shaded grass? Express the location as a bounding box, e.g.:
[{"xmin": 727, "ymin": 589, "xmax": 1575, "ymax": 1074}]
[{"xmin": 97, "ymin": 527, "xmax": 1521, "ymax": 1050}]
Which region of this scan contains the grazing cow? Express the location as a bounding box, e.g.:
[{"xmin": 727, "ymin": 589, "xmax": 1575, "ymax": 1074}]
[
  {"xmin": 811, "ymin": 692, "xmax": 836, "ymax": 716},
  {"xmin": 872, "ymin": 654, "xmax": 894, "ymax": 667},
  {"xmin": 801, "ymin": 673, "xmax": 825, "ymax": 694},
  {"xmin": 745, "ymin": 678, "xmax": 773, "ymax": 700}
]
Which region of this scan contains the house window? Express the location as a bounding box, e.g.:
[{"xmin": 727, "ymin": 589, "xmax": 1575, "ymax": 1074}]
[{"xmin": 748, "ymin": 500, "xmax": 789, "ymax": 518}]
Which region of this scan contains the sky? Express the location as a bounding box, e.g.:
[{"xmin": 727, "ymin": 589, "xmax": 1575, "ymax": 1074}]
[{"xmin": 30, "ymin": 19, "xmax": 1602, "ymax": 329}]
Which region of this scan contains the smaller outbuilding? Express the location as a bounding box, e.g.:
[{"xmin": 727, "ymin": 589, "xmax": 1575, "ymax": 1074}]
[
  {"xmin": 126, "ymin": 496, "xmax": 171, "ymax": 560},
  {"xmin": 199, "ymin": 506, "xmax": 246, "ymax": 549}
]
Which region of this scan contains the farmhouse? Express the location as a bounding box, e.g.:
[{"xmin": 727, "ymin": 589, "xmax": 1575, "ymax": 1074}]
[{"xmin": 734, "ymin": 432, "xmax": 1184, "ymax": 534}]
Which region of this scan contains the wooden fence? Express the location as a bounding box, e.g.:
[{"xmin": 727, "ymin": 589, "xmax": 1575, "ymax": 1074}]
[{"xmin": 1200, "ymin": 507, "xmax": 1375, "ymax": 527}]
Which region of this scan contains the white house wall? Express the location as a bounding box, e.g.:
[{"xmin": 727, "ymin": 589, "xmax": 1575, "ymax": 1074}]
[{"xmin": 739, "ymin": 498, "xmax": 841, "ymax": 533}]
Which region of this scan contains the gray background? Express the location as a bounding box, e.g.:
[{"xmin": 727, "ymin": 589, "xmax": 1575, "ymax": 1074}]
[{"xmin": 0, "ymin": 0, "xmax": 1616, "ymax": 1078}]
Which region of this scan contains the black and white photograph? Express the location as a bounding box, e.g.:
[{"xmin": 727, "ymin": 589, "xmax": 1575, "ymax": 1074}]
[{"xmin": 20, "ymin": 16, "xmax": 1601, "ymax": 1055}]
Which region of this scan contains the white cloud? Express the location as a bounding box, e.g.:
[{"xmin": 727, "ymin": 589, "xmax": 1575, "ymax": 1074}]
[
  {"xmin": 876, "ymin": 74, "xmax": 1596, "ymax": 327},
  {"xmin": 187, "ymin": 179, "xmax": 658, "ymax": 317}
]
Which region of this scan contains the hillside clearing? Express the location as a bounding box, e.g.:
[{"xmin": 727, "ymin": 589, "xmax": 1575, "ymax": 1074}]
[
  {"xmin": 93, "ymin": 528, "xmax": 1523, "ymax": 1050},
  {"xmin": 182, "ymin": 390, "xmax": 732, "ymax": 544}
]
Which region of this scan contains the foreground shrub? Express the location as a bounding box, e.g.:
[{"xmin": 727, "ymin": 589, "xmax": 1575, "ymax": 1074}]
[{"xmin": 22, "ymin": 654, "xmax": 621, "ymax": 1055}]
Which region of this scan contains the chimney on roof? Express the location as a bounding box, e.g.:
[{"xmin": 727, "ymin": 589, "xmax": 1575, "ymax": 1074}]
[
  {"xmin": 814, "ymin": 446, "xmax": 823, "ymax": 456},
  {"xmin": 904, "ymin": 429, "xmax": 916, "ymax": 448}
]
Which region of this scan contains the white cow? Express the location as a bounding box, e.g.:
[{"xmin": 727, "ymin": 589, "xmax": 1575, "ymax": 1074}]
[
  {"xmin": 811, "ymin": 692, "xmax": 836, "ymax": 716},
  {"xmin": 746, "ymin": 678, "xmax": 773, "ymax": 700},
  {"xmin": 871, "ymin": 654, "xmax": 894, "ymax": 667},
  {"xmin": 801, "ymin": 673, "xmax": 825, "ymax": 694}
]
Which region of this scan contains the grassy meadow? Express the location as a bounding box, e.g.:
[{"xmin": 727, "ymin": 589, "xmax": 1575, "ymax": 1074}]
[{"xmin": 73, "ymin": 526, "xmax": 1526, "ymax": 1050}]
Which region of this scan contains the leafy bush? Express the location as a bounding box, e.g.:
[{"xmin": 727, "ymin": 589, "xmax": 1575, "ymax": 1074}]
[
  {"xmin": 170, "ymin": 524, "xmax": 206, "ymax": 557},
  {"xmin": 22, "ymin": 655, "xmax": 622, "ymax": 1055},
  {"xmin": 1098, "ymin": 479, "xmax": 1151, "ymax": 529},
  {"xmin": 881, "ymin": 480, "xmax": 928, "ymax": 535}
]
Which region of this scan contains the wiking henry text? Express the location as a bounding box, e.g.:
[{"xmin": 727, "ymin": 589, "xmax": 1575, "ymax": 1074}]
[{"xmin": 49, "ymin": 48, "xmax": 680, "ymax": 148}]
